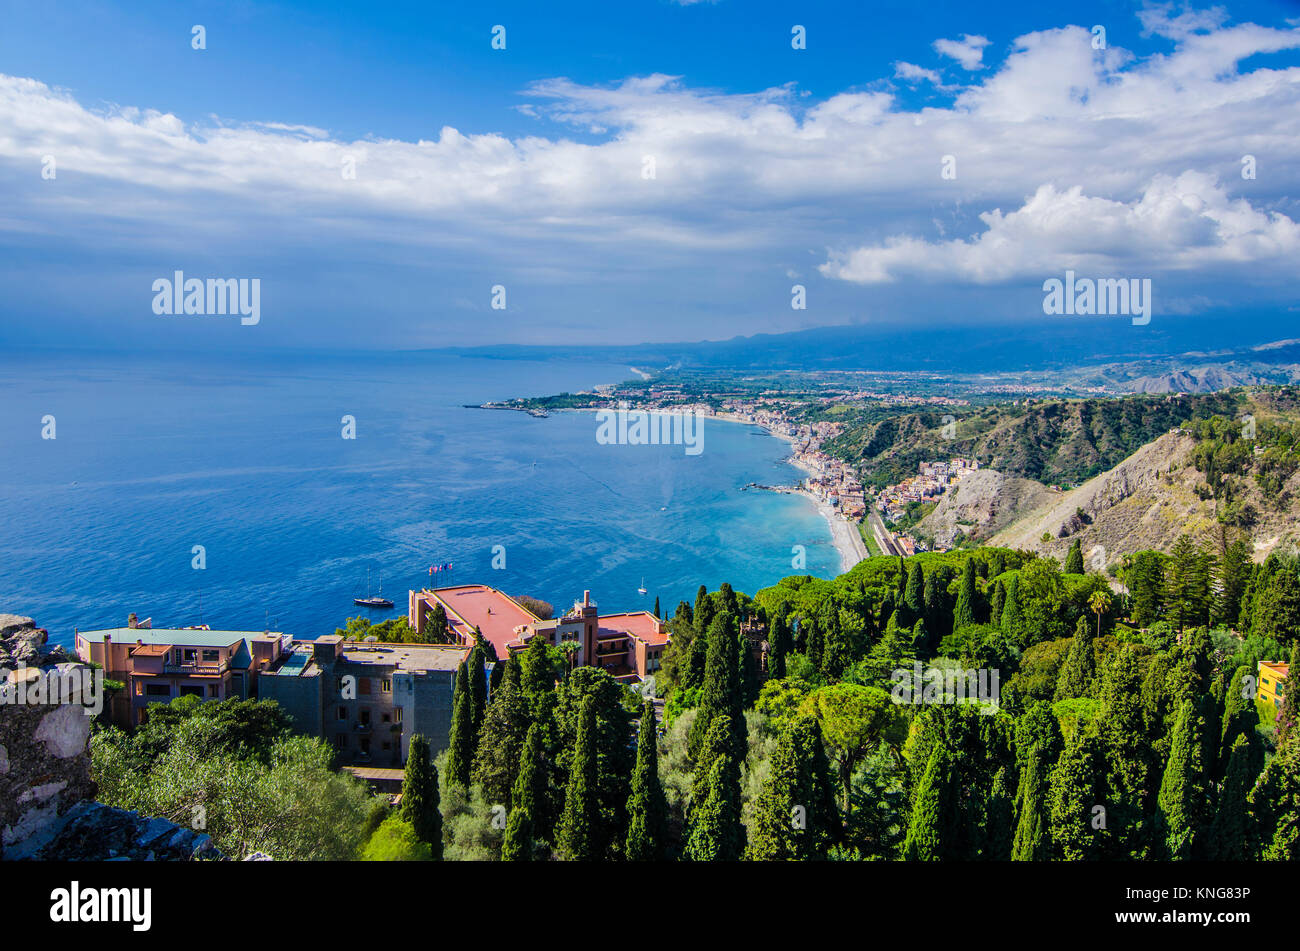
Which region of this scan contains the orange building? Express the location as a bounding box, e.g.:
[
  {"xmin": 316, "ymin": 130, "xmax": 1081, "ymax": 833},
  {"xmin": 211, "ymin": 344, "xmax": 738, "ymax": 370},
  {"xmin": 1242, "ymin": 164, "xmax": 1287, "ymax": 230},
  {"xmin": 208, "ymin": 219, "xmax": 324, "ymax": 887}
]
[{"xmin": 408, "ymin": 584, "xmax": 669, "ymax": 682}]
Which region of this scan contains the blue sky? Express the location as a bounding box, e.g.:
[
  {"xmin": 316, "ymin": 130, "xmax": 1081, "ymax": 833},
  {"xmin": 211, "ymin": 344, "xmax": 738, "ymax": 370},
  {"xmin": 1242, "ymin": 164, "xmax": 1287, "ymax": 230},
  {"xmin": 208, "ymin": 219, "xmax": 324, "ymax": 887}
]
[{"xmin": 1, "ymin": 0, "xmax": 1299, "ymax": 353}]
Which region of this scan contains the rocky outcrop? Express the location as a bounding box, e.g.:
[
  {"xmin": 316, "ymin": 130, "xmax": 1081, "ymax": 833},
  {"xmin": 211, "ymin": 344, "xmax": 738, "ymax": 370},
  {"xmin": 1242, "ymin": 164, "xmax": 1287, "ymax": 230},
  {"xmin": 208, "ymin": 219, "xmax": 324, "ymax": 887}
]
[
  {"xmin": 1, "ymin": 613, "xmax": 223, "ymax": 861},
  {"xmin": 916, "ymin": 469, "xmax": 1055, "ymax": 548}
]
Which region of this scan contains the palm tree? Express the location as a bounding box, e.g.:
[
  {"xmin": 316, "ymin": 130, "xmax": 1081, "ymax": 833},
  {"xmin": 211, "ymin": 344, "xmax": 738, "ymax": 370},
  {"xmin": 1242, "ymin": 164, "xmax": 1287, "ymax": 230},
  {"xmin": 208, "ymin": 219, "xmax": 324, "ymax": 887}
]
[{"xmin": 1088, "ymin": 590, "xmax": 1113, "ymax": 639}]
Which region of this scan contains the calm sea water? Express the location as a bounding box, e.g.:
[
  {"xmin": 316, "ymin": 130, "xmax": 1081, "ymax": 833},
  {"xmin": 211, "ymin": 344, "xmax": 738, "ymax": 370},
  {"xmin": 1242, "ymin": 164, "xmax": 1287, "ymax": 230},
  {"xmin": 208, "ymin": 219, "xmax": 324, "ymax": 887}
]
[{"xmin": 0, "ymin": 350, "xmax": 838, "ymax": 645}]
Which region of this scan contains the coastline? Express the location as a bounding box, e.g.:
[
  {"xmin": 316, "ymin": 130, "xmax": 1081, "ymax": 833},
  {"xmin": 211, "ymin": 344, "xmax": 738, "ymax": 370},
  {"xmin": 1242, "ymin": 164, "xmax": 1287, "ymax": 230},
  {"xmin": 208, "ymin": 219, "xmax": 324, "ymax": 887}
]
[
  {"xmin": 532, "ymin": 405, "xmax": 870, "ymax": 576},
  {"xmin": 711, "ymin": 411, "xmax": 869, "ymax": 574}
]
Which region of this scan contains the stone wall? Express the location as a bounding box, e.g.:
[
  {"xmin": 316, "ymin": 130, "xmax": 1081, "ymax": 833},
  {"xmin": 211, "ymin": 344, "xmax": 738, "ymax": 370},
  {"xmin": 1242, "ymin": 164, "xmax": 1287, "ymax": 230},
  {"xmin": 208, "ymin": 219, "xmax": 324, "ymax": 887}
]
[{"xmin": 0, "ymin": 614, "xmax": 222, "ymax": 860}]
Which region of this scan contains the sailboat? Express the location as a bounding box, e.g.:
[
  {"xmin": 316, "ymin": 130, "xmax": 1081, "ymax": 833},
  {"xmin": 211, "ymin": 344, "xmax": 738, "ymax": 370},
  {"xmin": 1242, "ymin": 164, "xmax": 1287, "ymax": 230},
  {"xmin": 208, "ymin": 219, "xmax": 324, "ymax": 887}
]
[
  {"xmin": 354, "ymin": 567, "xmax": 394, "ymax": 609},
  {"xmin": 637, "ymin": 577, "xmax": 648, "ymax": 596}
]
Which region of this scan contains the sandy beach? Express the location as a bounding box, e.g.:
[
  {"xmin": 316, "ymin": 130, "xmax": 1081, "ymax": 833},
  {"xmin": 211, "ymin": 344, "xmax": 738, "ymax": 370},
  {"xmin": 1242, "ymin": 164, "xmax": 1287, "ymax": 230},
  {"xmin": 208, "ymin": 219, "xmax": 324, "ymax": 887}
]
[{"xmin": 713, "ymin": 411, "xmax": 869, "ymax": 574}]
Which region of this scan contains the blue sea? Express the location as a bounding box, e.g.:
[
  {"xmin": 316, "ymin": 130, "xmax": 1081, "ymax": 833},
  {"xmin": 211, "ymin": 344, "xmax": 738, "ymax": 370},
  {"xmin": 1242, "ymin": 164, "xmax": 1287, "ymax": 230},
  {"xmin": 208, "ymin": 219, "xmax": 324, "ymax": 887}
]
[{"xmin": 0, "ymin": 350, "xmax": 839, "ymax": 645}]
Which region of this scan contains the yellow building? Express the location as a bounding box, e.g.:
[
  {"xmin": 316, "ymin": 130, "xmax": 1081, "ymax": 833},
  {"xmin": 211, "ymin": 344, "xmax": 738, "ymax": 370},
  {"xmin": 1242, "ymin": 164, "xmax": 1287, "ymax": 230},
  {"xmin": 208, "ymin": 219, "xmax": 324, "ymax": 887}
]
[{"xmin": 1258, "ymin": 660, "xmax": 1290, "ymax": 712}]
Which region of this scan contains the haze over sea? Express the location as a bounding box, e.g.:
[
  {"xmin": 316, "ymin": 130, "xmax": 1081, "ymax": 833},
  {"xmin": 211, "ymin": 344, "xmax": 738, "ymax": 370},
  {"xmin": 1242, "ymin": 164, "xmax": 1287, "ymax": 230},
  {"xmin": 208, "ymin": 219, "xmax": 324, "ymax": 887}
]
[{"xmin": 1, "ymin": 350, "xmax": 839, "ymax": 646}]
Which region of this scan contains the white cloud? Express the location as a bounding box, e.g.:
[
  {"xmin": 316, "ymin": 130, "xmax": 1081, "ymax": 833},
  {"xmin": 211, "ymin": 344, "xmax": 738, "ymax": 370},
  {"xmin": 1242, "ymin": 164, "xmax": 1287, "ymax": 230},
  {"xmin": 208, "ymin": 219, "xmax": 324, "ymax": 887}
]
[
  {"xmin": 819, "ymin": 172, "xmax": 1300, "ymax": 284},
  {"xmin": 933, "ymin": 34, "xmax": 991, "ymax": 69},
  {"xmin": 894, "ymin": 61, "xmax": 942, "ymax": 84}
]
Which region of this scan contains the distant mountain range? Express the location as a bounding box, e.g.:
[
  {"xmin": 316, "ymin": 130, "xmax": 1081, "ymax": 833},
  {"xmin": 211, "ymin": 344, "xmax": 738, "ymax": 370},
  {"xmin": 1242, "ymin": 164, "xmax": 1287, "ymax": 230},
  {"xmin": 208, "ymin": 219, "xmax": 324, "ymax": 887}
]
[{"xmin": 438, "ymin": 311, "xmax": 1300, "ymax": 395}]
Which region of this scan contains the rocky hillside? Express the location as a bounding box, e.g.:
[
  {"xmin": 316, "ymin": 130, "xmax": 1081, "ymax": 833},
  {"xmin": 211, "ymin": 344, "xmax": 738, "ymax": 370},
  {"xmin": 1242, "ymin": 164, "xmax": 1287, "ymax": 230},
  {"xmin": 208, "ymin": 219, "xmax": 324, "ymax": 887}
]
[
  {"xmin": 827, "ymin": 391, "xmax": 1241, "ymax": 488},
  {"xmin": 988, "ymin": 431, "xmax": 1300, "ymax": 567},
  {"xmin": 915, "ymin": 469, "xmax": 1055, "ymax": 549}
]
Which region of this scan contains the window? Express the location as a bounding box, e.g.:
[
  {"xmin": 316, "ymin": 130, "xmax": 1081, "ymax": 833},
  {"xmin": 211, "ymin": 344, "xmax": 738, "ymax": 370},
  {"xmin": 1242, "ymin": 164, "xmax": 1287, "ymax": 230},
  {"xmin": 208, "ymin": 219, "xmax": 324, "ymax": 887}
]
[
  {"xmin": 360, "ymin": 738, "xmax": 370, "ymax": 754},
  {"xmin": 181, "ymin": 649, "xmax": 196, "ymax": 664},
  {"xmin": 358, "ymin": 677, "xmax": 372, "ymax": 696},
  {"xmin": 202, "ymin": 649, "xmax": 220, "ymax": 662},
  {"xmin": 337, "ymin": 705, "xmax": 347, "ymax": 721},
  {"xmin": 394, "ymin": 707, "xmax": 403, "ymax": 723},
  {"xmin": 333, "ymin": 735, "xmax": 345, "ymax": 749},
  {"xmin": 208, "ymin": 685, "xmax": 219, "ymax": 697},
  {"xmin": 382, "ymin": 712, "xmax": 391, "ymax": 724},
  {"xmin": 360, "ymin": 709, "xmax": 370, "ymax": 726},
  {"xmin": 145, "ymin": 683, "xmax": 171, "ymax": 697},
  {"xmin": 381, "ymin": 678, "xmax": 391, "ymax": 693},
  {"xmin": 179, "ymin": 685, "xmax": 202, "ymax": 697}
]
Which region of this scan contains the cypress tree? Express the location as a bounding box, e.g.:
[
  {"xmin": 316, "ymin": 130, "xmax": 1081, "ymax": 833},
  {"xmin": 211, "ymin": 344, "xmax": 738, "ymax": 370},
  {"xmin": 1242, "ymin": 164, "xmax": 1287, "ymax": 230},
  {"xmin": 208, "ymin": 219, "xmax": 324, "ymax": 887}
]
[
  {"xmin": 400, "ymin": 734, "xmax": 443, "ymax": 858},
  {"xmin": 767, "ymin": 614, "xmax": 790, "ymax": 680},
  {"xmin": 990, "ymin": 550, "xmax": 1006, "ymax": 578},
  {"xmin": 1011, "ymin": 746, "xmax": 1050, "ymax": 861},
  {"xmin": 1248, "ymin": 740, "xmax": 1300, "ymax": 861},
  {"xmin": 986, "ymin": 765, "xmax": 1015, "ymax": 861},
  {"xmin": 1047, "ymin": 724, "xmax": 1104, "ymax": 860},
  {"xmin": 746, "ymin": 715, "xmax": 839, "ymax": 860},
  {"xmin": 472, "ymin": 660, "xmax": 531, "ymax": 807},
  {"xmin": 690, "ymin": 614, "xmax": 744, "ymax": 760},
  {"xmin": 1000, "ymin": 574, "xmax": 1023, "ymax": 642},
  {"xmin": 1219, "ymin": 665, "xmax": 1260, "ymax": 774},
  {"xmin": 953, "ymin": 558, "xmax": 977, "ymax": 631},
  {"xmin": 1095, "ymin": 646, "xmax": 1159, "ymax": 860},
  {"xmin": 653, "ymin": 595, "xmax": 660, "ymax": 620},
  {"xmin": 903, "ymin": 561, "xmax": 925, "ymax": 623},
  {"xmin": 445, "ymin": 660, "xmax": 476, "ymax": 788},
  {"xmin": 1275, "ymin": 642, "xmax": 1300, "ymax": 747},
  {"xmin": 520, "ymin": 634, "xmax": 556, "ymax": 709},
  {"xmin": 501, "ymin": 805, "xmax": 535, "ymax": 861},
  {"xmin": 1156, "ymin": 698, "xmax": 1209, "ymax": 859},
  {"xmin": 683, "ymin": 715, "xmax": 745, "ymax": 861},
  {"xmin": 1054, "ymin": 617, "xmax": 1096, "ymax": 702},
  {"xmin": 556, "ymin": 696, "xmax": 600, "ymax": 860},
  {"xmin": 923, "ymin": 568, "xmax": 944, "ymax": 636},
  {"xmin": 1065, "ymin": 539, "xmax": 1084, "ymax": 575},
  {"xmin": 685, "ymin": 628, "xmax": 709, "ymax": 691},
  {"xmin": 694, "ymin": 585, "xmax": 713, "ymax": 637},
  {"xmin": 467, "ymin": 644, "xmax": 488, "ymax": 734},
  {"xmin": 625, "ymin": 701, "xmax": 670, "ymax": 861},
  {"xmin": 1205, "ymin": 733, "xmax": 1261, "ymax": 860},
  {"xmin": 903, "ymin": 745, "xmax": 955, "ymax": 860},
  {"xmin": 513, "ymin": 715, "xmax": 556, "ymax": 844},
  {"xmin": 990, "ymin": 579, "xmax": 1005, "ymax": 627}
]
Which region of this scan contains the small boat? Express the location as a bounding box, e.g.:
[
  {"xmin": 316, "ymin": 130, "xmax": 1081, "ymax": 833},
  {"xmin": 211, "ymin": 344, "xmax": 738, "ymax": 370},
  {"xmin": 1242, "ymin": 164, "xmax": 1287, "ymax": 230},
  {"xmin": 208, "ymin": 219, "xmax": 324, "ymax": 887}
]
[
  {"xmin": 638, "ymin": 577, "xmax": 648, "ymax": 596},
  {"xmin": 354, "ymin": 568, "xmax": 394, "ymax": 609}
]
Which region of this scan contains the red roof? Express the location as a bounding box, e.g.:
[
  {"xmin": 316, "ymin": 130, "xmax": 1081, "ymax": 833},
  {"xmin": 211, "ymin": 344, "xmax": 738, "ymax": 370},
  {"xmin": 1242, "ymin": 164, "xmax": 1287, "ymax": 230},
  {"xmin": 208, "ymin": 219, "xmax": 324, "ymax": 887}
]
[
  {"xmin": 597, "ymin": 612, "xmax": 669, "ymax": 646},
  {"xmin": 424, "ymin": 585, "xmax": 539, "ymax": 659}
]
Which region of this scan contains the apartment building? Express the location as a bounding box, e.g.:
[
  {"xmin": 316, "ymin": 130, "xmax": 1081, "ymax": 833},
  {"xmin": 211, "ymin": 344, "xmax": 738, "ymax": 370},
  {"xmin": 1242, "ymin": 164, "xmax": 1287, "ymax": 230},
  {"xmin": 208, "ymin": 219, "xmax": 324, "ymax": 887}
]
[
  {"xmin": 76, "ymin": 620, "xmax": 288, "ymax": 728},
  {"xmin": 259, "ymin": 635, "xmax": 467, "ymax": 766}
]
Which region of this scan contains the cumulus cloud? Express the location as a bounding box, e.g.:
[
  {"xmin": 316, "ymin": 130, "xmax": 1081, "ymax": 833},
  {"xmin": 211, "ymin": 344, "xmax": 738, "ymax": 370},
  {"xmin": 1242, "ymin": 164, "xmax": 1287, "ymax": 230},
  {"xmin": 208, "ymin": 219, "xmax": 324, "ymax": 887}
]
[
  {"xmin": 0, "ymin": 4, "xmax": 1297, "ymax": 344},
  {"xmin": 933, "ymin": 34, "xmax": 991, "ymax": 69},
  {"xmin": 819, "ymin": 172, "xmax": 1300, "ymax": 284}
]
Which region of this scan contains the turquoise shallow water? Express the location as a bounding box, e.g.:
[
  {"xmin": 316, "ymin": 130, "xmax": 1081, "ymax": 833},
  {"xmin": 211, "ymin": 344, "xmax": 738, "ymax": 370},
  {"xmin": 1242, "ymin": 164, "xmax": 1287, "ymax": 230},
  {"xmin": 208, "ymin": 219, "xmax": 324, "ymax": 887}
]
[{"xmin": 0, "ymin": 350, "xmax": 839, "ymax": 645}]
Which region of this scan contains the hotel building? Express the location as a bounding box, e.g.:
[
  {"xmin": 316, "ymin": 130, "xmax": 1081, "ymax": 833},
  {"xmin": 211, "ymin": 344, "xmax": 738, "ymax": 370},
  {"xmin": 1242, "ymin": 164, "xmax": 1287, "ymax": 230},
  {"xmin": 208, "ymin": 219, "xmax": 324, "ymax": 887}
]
[
  {"xmin": 408, "ymin": 584, "xmax": 669, "ymax": 683},
  {"xmin": 1259, "ymin": 660, "xmax": 1290, "ymax": 714}
]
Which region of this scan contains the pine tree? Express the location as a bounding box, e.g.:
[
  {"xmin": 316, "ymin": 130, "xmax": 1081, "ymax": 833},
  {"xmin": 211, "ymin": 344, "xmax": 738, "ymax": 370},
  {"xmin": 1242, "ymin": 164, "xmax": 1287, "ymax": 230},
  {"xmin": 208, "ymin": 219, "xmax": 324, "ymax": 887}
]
[
  {"xmin": 903, "ymin": 745, "xmax": 955, "ymax": 860},
  {"xmin": 1011, "ymin": 746, "xmax": 1050, "ymax": 861},
  {"xmin": 445, "ymin": 660, "xmax": 476, "ymax": 788},
  {"xmin": 1156, "ymin": 698, "xmax": 1209, "ymax": 859},
  {"xmin": 953, "ymin": 558, "xmax": 977, "ymax": 630},
  {"xmin": 1064, "ymin": 539, "xmax": 1084, "ymax": 574},
  {"xmin": 1126, "ymin": 550, "xmax": 1166, "ymax": 627},
  {"xmin": 1217, "ymin": 538, "xmax": 1252, "ymax": 628},
  {"xmin": 556, "ymin": 696, "xmax": 600, "ymax": 860},
  {"xmin": 1054, "ymin": 617, "xmax": 1095, "ymax": 702},
  {"xmin": 625, "ymin": 701, "xmax": 670, "ymax": 861},
  {"xmin": 682, "ymin": 714, "xmax": 745, "ymax": 861},
  {"xmin": 423, "ymin": 602, "xmax": 450, "ymax": 643},
  {"xmin": 400, "ymin": 734, "xmax": 443, "ymax": 858},
  {"xmin": 746, "ymin": 715, "xmax": 839, "ymax": 860}
]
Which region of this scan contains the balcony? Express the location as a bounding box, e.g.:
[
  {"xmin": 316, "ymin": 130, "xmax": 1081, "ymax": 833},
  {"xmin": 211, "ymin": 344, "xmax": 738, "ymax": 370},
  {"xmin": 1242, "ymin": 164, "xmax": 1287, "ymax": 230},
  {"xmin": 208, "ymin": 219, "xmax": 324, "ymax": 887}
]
[{"xmin": 163, "ymin": 661, "xmax": 228, "ymax": 676}]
